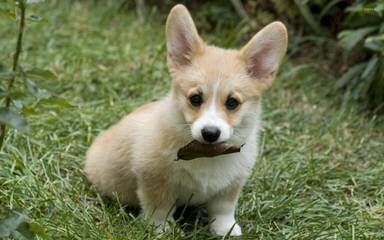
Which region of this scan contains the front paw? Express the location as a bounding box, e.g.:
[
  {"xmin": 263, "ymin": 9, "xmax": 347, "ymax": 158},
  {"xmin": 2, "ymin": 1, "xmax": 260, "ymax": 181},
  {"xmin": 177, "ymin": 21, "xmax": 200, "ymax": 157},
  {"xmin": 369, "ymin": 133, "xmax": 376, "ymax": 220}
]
[
  {"xmin": 210, "ymin": 217, "xmax": 242, "ymax": 236},
  {"xmin": 152, "ymin": 221, "xmax": 171, "ymax": 235},
  {"xmin": 151, "ymin": 222, "xmax": 185, "ymax": 237}
]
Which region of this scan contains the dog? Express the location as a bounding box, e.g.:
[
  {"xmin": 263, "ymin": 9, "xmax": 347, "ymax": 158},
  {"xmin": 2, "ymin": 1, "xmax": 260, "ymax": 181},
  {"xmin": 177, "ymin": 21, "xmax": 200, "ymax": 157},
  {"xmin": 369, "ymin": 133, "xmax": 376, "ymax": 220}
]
[{"xmin": 85, "ymin": 4, "xmax": 287, "ymax": 236}]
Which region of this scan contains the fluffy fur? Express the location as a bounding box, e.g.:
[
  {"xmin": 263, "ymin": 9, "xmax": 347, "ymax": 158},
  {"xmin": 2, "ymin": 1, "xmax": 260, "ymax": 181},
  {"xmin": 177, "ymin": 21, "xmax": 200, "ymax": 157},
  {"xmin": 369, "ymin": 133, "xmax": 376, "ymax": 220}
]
[{"xmin": 85, "ymin": 4, "xmax": 287, "ymax": 236}]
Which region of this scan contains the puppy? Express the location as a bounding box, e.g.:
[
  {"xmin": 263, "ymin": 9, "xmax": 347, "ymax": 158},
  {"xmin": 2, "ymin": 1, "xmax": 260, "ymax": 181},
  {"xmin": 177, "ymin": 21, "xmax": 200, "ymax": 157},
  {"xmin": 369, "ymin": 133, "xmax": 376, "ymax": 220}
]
[{"xmin": 85, "ymin": 4, "xmax": 287, "ymax": 236}]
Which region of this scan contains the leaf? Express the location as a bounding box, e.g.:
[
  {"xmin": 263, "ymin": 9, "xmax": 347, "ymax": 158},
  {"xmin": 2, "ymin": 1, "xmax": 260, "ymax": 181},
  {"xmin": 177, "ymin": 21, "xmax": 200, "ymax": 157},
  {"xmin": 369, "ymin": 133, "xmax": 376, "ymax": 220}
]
[
  {"xmin": 26, "ymin": 14, "xmax": 48, "ymax": 23},
  {"xmin": 294, "ymin": 0, "xmax": 329, "ymax": 36},
  {"xmin": 319, "ymin": 0, "xmax": 343, "ymax": 19},
  {"xmin": 15, "ymin": 222, "xmax": 34, "ymax": 239},
  {"xmin": 346, "ymin": 2, "xmax": 365, "ymax": 13},
  {"xmin": 22, "ymin": 105, "xmax": 40, "ymax": 115},
  {"xmin": 24, "ymin": 78, "xmax": 39, "ymax": 96},
  {"xmin": 0, "ymin": 89, "xmax": 8, "ymax": 98},
  {"xmin": 361, "ymin": 55, "xmax": 379, "ymax": 80},
  {"xmin": 335, "ymin": 63, "xmax": 366, "ymax": 89},
  {"xmin": 27, "ymin": 14, "xmax": 42, "ymax": 21},
  {"xmin": 0, "ymin": 211, "xmax": 36, "ymax": 239},
  {"xmin": 360, "ymin": 56, "xmax": 380, "ymax": 96},
  {"xmin": 0, "ymin": 211, "xmax": 45, "ymax": 240},
  {"xmin": 0, "ymin": 90, "xmax": 24, "ymax": 98},
  {"xmin": 24, "ymin": 68, "xmax": 58, "ymax": 80},
  {"xmin": 338, "ymin": 27, "xmax": 378, "ymax": 51},
  {"xmin": 0, "ymin": 108, "xmax": 30, "ymax": 133},
  {"xmin": 26, "ymin": 0, "xmax": 45, "ymax": 4},
  {"xmin": 0, "ymin": 71, "xmax": 15, "ymax": 80},
  {"xmin": 0, "ymin": 63, "xmax": 5, "ymax": 72},
  {"xmin": 13, "ymin": 99, "xmax": 23, "ymax": 110},
  {"xmin": 0, "ymin": 9, "xmax": 16, "ymax": 21},
  {"xmin": 28, "ymin": 223, "xmax": 48, "ymax": 239},
  {"xmin": 364, "ymin": 34, "xmax": 384, "ymax": 52},
  {"xmin": 0, "ymin": 212, "xmax": 26, "ymax": 238},
  {"xmin": 23, "ymin": 78, "xmax": 52, "ymax": 99},
  {"xmin": 39, "ymin": 97, "xmax": 74, "ymax": 109}
]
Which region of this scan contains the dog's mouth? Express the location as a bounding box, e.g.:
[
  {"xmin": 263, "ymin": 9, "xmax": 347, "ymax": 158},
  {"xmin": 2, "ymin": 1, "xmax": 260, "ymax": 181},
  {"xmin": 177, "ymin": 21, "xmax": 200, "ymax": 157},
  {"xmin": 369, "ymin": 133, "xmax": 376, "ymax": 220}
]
[{"xmin": 176, "ymin": 140, "xmax": 243, "ymax": 161}]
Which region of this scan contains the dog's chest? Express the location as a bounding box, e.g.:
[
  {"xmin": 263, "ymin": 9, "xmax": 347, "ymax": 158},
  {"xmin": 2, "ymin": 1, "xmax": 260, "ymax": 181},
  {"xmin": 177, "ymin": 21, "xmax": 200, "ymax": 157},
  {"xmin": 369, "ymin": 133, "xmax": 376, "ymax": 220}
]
[{"xmin": 171, "ymin": 139, "xmax": 257, "ymax": 205}]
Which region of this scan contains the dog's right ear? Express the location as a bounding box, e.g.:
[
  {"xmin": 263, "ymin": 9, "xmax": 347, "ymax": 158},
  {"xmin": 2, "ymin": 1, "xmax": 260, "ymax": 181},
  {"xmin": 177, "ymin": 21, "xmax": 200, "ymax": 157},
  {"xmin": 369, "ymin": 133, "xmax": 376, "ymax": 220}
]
[
  {"xmin": 240, "ymin": 22, "xmax": 288, "ymax": 87},
  {"xmin": 166, "ymin": 4, "xmax": 204, "ymax": 68}
]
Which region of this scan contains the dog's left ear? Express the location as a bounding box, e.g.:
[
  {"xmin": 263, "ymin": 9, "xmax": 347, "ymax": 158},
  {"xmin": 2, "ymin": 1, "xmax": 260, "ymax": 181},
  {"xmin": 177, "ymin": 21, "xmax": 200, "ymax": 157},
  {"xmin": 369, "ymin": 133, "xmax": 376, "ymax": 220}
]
[
  {"xmin": 166, "ymin": 4, "xmax": 204, "ymax": 68},
  {"xmin": 240, "ymin": 22, "xmax": 288, "ymax": 86}
]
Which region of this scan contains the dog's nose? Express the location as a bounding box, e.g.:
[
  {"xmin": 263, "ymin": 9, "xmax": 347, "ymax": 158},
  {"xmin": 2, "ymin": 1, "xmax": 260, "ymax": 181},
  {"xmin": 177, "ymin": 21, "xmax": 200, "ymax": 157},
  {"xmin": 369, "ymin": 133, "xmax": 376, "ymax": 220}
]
[{"xmin": 201, "ymin": 127, "xmax": 221, "ymax": 143}]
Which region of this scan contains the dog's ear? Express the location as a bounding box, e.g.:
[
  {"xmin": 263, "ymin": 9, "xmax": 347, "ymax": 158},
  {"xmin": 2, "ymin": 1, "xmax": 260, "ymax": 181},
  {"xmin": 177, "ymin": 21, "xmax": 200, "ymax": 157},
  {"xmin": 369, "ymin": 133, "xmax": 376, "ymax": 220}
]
[
  {"xmin": 166, "ymin": 4, "xmax": 204, "ymax": 68},
  {"xmin": 240, "ymin": 22, "xmax": 288, "ymax": 86}
]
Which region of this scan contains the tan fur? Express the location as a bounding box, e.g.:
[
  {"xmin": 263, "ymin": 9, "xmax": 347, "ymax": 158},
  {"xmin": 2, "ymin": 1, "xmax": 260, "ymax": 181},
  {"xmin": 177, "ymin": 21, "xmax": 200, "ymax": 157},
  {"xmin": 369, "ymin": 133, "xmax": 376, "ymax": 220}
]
[
  {"xmin": 85, "ymin": 4, "xmax": 287, "ymax": 235},
  {"xmin": 223, "ymin": 185, "xmax": 243, "ymax": 203},
  {"xmin": 171, "ymin": 46, "xmax": 266, "ymax": 127}
]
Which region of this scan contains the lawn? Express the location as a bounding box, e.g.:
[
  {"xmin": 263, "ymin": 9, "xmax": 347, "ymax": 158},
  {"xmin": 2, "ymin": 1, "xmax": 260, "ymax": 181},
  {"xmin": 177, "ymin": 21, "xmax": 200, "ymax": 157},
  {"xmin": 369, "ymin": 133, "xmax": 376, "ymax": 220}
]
[{"xmin": 1, "ymin": 1, "xmax": 384, "ymax": 239}]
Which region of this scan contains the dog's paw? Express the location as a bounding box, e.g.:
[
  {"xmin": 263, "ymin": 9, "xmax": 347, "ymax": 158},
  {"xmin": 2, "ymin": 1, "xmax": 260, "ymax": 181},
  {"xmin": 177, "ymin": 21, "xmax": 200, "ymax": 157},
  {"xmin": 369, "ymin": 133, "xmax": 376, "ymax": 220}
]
[
  {"xmin": 152, "ymin": 223, "xmax": 171, "ymax": 235},
  {"xmin": 210, "ymin": 218, "xmax": 242, "ymax": 236},
  {"xmin": 151, "ymin": 220, "xmax": 185, "ymax": 237}
]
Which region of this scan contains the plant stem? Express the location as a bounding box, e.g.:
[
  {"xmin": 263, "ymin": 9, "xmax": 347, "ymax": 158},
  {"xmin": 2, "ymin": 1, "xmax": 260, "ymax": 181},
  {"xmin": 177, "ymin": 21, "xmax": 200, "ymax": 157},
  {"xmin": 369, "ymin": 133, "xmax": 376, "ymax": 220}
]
[
  {"xmin": 230, "ymin": 0, "xmax": 250, "ymax": 23},
  {"xmin": 294, "ymin": 0, "xmax": 328, "ymax": 37},
  {"xmin": 0, "ymin": 1, "xmax": 26, "ymax": 149}
]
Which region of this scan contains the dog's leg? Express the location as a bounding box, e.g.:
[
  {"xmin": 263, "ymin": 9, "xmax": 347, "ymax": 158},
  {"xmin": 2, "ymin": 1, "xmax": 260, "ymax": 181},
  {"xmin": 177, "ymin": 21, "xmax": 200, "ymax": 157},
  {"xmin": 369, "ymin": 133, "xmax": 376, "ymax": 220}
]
[
  {"xmin": 136, "ymin": 180, "xmax": 175, "ymax": 232},
  {"xmin": 207, "ymin": 185, "xmax": 243, "ymax": 236}
]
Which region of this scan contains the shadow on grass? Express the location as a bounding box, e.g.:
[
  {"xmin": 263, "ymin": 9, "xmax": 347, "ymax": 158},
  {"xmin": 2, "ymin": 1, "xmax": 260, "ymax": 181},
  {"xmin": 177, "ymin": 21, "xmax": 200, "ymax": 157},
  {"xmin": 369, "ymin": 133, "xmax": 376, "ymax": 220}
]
[{"xmin": 100, "ymin": 194, "xmax": 210, "ymax": 234}]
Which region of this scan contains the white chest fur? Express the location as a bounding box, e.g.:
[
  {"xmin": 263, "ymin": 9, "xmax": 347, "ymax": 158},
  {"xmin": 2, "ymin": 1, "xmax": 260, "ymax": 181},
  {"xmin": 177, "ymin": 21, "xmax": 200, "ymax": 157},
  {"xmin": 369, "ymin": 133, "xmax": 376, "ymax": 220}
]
[{"xmin": 171, "ymin": 130, "xmax": 258, "ymax": 205}]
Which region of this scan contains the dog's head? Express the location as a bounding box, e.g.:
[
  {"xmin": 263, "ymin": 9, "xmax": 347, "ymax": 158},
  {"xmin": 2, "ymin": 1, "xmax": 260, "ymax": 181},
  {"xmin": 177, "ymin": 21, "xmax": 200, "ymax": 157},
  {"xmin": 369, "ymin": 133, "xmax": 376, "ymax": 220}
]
[{"xmin": 166, "ymin": 4, "xmax": 287, "ymax": 144}]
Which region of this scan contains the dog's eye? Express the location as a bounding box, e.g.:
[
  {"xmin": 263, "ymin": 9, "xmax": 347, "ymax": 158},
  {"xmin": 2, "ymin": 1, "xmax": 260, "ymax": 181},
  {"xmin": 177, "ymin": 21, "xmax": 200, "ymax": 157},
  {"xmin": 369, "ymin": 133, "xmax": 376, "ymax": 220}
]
[
  {"xmin": 225, "ymin": 97, "xmax": 240, "ymax": 110},
  {"xmin": 189, "ymin": 94, "xmax": 203, "ymax": 107}
]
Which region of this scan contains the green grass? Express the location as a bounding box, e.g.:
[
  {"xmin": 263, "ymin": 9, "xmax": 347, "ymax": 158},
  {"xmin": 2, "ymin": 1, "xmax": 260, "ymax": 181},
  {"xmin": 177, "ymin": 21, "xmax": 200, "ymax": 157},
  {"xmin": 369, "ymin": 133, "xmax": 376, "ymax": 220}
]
[{"xmin": 1, "ymin": 1, "xmax": 384, "ymax": 239}]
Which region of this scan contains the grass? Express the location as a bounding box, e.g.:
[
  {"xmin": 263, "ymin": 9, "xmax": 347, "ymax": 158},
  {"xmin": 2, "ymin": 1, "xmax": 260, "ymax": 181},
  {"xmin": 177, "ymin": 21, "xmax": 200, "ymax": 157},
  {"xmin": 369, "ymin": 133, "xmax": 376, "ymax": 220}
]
[{"xmin": 1, "ymin": 1, "xmax": 384, "ymax": 239}]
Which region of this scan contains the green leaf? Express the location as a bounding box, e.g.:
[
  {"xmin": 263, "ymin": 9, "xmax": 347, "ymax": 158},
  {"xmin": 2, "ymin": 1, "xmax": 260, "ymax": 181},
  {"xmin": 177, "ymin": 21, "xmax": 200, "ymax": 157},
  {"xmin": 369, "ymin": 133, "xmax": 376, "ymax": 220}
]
[
  {"xmin": 294, "ymin": 0, "xmax": 329, "ymax": 36},
  {"xmin": 346, "ymin": 2, "xmax": 366, "ymax": 13},
  {"xmin": 24, "ymin": 78, "xmax": 39, "ymax": 96},
  {"xmin": 0, "ymin": 63, "xmax": 5, "ymax": 72},
  {"xmin": 338, "ymin": 27, "xmax": 378, "ymax": 51},
  {"xmin": 0, "ymin": 212, "xmax": 26, "ymax": 238},
  {"xmin": 0, "ymin": 9, "xmax": 16, "ymax": 21},
  {"xmin": 15, "ymin": 222, "xmax": 34, "ymax": 239},
  {"xmin": 24, "ymin": 68, "xmax": 58, "ymax": 80},
  {"xmin": 359, "ymin": 56, "xmax": 380, "ymax": 96},
  {"xmin": 0, "ymin": 108, "xmax": 30, "ymax": 133},
  {"xmin": 22, "ymin": 106, "xmax": 39, "ymax": 115},
  {"xmin": 26, "ymin": 14, "xmax": 47, "ymax": 23},
  {"xmin": 364, "ymin": 34, "xmax": 384, "ymax": 52},
  {"xmin": 361, "ymin": 55, "xmax": 379, "ymax": 80},
  {"xmin": 0, "ymin": 89, "xmax": 8, "ymax": 98},
  {"xmin": 13, "ymin": 99, "xmax": 23, "ymax": 110},
  {"xmin": 0, "ymin": 90, "xmax": 24, "ymax": 98},
  {"xmin": 0, "ymin": 211, "xmax": 36, "ymax": 239},
  {"xmin": 23, "ymin": 78, "xmax": 52, "ymax": 99},
  {"xmin": 28, "ymin": 223, "xmax": 48, "ymax": 239},
  {"xmin": 27, "ymin": 14, "xmax": 41, "ymax": 21},
  {"xmin": 335, "ymin": 63, "xmax": 366, "ymax": 89},
  {"xmin": 0, "ymin": 71, "xmax": 15, "ymax": 80},
  {"xmin": 319, "ymin": 0, "xmax": 343, "ymax": 19},
  {"xmin": 39, "ymin": 97, "xmax": 74, "ymax": 109},
  {"xmin": 26, "ymin": 0, "xmax": 45, "ymax": 4},
  {"xmin": 0, "ymin": 211, "xmax": 44, "ymax": 240}
]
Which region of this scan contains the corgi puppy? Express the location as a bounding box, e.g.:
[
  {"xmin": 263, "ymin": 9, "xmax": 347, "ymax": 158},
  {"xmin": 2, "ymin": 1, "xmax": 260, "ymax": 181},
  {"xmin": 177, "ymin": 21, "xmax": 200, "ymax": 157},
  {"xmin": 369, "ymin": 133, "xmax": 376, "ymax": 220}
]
[{"xmin": 85, "ymin": 4, "xmax": 287, "ymax": 236}]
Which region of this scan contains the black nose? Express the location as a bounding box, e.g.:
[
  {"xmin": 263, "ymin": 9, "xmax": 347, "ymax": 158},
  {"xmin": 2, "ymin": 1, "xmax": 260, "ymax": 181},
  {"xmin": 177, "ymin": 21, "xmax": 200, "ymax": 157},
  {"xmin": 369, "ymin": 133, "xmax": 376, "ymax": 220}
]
[{"xmin": 201, "ymin": 127, "xmax": 221, "ymax": 143}]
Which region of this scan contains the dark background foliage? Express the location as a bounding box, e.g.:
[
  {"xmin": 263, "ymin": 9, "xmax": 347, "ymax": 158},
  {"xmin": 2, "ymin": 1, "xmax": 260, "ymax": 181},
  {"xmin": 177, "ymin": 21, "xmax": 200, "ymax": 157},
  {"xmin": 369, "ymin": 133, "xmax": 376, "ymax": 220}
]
[
  {"xmin": 121, "ymin": 0, "xmax": 384, "ymax": 112},
  {"xmin": 0, "ymin": 1, "xmax": 383, "ymax": 239}
]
